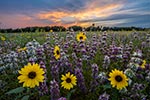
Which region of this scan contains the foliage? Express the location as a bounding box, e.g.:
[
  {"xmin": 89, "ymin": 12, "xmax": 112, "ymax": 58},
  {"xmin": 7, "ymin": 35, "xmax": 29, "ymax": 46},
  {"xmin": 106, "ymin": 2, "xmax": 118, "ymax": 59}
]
[
  {"xmin": 0, "ymin": 25, "xmax": 149, "ymax": 33},
  {"xmin": 0, "ymin": 30, "xmax": 150, "ymax": 100}
]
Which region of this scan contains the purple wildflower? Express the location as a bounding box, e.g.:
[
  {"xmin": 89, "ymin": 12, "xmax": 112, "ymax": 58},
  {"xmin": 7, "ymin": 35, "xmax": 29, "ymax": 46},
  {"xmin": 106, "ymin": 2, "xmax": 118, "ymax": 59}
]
[
  {"xmin": 50, "ymin": 79, "xmax": 60, "ymax": 100},
  {"xmin": 98, "ymin": 92, "xmax": 110, "ymax": 100},
  {"xmin": 75, "ymin": 68, "xmax": 87, "ymax": 93},
  {"xmin": 58, "ymin": 97, "xmax": 67, "ymax": 100},
  {"xmin": 51, "ymin": 65, "xmax": 59, "ymax": 81},
  {"xmin": 90, "ymin": 64, "xmax": 99, "ymax": 92},
  {"xmin": 38, "ymin": 82, "xmax": 49, "ymax": 96},
  {"xmin": 38, "ymin": 61, "xmax": 48, "ymax": 96}
]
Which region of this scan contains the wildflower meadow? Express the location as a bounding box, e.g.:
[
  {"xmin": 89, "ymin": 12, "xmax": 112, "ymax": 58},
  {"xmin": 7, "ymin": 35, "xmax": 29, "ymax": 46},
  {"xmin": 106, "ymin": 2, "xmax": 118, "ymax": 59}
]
[{"xmin": 0, "ymin": 30, "xmax": 150, "ymax": 100}]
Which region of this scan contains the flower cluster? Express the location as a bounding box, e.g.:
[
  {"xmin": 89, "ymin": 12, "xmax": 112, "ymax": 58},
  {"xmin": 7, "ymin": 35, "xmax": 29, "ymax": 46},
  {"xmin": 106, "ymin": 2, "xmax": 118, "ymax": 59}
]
[{"xmin": 1, "ymin": 30, "xmax": 150, "ymax": 100}]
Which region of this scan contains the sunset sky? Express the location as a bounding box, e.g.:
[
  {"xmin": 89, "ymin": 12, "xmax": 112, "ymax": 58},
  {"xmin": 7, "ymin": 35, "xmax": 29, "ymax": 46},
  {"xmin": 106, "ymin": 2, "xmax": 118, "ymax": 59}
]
[{"xmin": 0, "ymin": 0, "xmax": 150, "ymax": 29}]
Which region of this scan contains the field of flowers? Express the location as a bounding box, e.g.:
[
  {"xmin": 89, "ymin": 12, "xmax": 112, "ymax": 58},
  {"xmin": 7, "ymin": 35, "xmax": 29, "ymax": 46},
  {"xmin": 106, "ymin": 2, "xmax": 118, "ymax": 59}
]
[{"xmin": 0, "ymin": 30, "xmax": 150, "ymax": 100}]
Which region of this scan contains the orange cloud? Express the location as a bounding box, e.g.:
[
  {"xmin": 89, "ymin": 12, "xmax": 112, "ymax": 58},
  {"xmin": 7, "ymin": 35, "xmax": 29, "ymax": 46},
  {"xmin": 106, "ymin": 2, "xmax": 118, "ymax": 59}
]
[
  {"xmin": 35, "ymin": 1, "xmax": 123, "ymax": 27},
  {"xmin": 0, "ymin": 1, "xmax": 124, "ymax": 28},
  {"xmin": 37, "ymin": 11, "xmax": 70, "ymax": 23},
  {"xmin": 0, "ymin": 14, "xmax": 48, "ymax": 29}
]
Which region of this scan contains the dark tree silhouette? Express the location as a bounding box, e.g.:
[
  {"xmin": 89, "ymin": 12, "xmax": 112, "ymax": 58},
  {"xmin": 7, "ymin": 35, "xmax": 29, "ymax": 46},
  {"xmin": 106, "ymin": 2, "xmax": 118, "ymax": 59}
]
[{"xmin": 0, "ymin": 25, "xmax": 148, "ymax": 33}]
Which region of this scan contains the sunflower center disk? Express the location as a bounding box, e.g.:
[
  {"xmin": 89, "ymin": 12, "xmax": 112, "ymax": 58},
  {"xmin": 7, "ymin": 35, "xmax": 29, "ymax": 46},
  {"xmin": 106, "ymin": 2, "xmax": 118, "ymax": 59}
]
[
  {"xmin": 80, "ymin": 36, "xmax": 83, "ymax": 40},
  {"xmin": 28, "ymin": 71, "xmax": 36, "ymax": 79},
  {"xmin": 115, "ymin": 75, "xmax": 122, "ymax": 82},
  {"xmin": 56, "ymin": 50, "xmax": 60, "ymax": 55},
  {"xmin": 66, "ymin": 78, "xmax": 71, "ymax": 83}
]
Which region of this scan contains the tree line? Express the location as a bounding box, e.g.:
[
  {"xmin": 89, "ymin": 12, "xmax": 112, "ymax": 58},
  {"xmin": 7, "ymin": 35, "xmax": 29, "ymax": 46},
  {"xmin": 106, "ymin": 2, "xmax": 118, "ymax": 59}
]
[{"xmin": 0, "ymin": 25, "xmax": 149, "ymax": 33}]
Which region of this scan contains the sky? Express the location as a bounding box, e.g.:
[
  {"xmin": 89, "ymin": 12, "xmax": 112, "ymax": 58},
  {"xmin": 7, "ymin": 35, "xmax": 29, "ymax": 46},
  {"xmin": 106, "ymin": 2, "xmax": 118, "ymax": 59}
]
[{"xmin": 0, "ymin": 0, "xmax": 150, "ymax": 29}]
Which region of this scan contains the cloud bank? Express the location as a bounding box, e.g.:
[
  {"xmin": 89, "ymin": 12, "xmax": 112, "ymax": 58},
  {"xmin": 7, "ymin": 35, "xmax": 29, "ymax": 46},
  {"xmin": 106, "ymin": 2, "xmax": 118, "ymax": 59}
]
[{"xmin": 0, "ymin": 0, "xmax": 150, "ymax": 28}]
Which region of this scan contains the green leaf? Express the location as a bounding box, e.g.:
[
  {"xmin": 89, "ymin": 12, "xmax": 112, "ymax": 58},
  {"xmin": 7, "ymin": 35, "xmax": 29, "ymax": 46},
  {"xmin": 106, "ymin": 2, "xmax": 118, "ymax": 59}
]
[
  {"xmin": 21, "ymin": 95, "xmax": 30, "ymax": 100},
  {"xmin": 67, "ymin": 89, "xmax": 76, "ymax": 100},
  {"xmin": 5, "ymin": 87, "xmax": 25, "ymax": 94},
  {"xmin": 112, "ymin": 88, "xmax": 119, "ymax": 100},
  {"xmin": 103, "ymin": 83, "xmax": 111, "ymax": 90},
  {"xmin": 40, "ymin": 96, "xmax": 49, "ymax": 100}
]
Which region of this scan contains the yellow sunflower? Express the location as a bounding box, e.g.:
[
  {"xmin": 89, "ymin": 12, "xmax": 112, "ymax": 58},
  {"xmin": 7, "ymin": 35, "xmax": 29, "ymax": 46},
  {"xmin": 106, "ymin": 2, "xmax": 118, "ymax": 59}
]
[
  {"xmin": 50, "ymin": 29, "xmax": 53, "ymax": 32},
  {"xmin": 18, "ymin": 63, "xmax": 45, "ymax": 88},
  {"xmin": 76, "ymin": 32, "xmax": 86, "ymax": 42},
  {"xmin": 108, "ymin": 69, "xmax": 128, "ymax": 90},
  {"xmin": 1, "ymin": 36, "xmax": 6, "ymax": 41},
  {"xmin": 141, "ymin": 60, "xmax": 146, "ymax": 69},
  {"xmin": 17, "ymin": 47, "xmax": 27, "ymax": 52},
  {"xmin": 53, "ymin": 46, "xmax": 60, "ymax": 60},
  {"xmin": 61, "ymin": 72, "xmax": 77, "ymax": 90}
]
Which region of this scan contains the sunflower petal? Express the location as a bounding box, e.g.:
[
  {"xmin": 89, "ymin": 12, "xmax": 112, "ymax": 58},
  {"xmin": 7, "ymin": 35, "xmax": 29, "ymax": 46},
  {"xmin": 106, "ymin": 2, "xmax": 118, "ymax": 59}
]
[{"xmin": 17, "ymin": 63, "xmax": 45, "ymax": 88}]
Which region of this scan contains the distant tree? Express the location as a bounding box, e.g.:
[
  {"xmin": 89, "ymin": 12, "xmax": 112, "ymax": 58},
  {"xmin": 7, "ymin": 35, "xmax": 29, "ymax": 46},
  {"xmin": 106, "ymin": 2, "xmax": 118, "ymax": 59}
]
[
  {"xmin": 51, "ymin": 26, "xmax": 60, "ymax": 32},
  {"xmin": 6, "ymin": 28, "xmax": 13, "ymax": 33},
  {"xmin": 96, "ymin": 26, "xmax": 100, "ymax": 31},
  {"xmin": 44, "ymin": 26, "xmax": 50, "ymax": 32},
  {"xmin": 85, "ymin": 26, "xmax": 92, "ymax": 31},
  {"xmin": 0, "ymin": 25, "xmax": 147, "ymax": 33},
  {"xmin": 59, "ymin": 26, "xmax": 66, "ymax": 31},
  {"xmin": 68, "ymin": 26, "xmax": 82, "ymax": 31}
]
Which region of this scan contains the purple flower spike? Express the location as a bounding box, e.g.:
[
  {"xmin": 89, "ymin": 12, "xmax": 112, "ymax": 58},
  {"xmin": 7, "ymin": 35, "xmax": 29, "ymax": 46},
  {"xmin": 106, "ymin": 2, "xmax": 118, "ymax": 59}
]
[
  {"xmin": 98, "ymin": 92, "xmax": 110, "ymax": 100},
  {"xmin": 58, "ymin": 97, "xmax": 67, "ymax": 100},
  {"xmin": 50, "ymin": 79, "xmax": 60, "ymax": 100},
  {"xmin": 75, "ymin": 68, "xmax": 87, "ymax": 93}
]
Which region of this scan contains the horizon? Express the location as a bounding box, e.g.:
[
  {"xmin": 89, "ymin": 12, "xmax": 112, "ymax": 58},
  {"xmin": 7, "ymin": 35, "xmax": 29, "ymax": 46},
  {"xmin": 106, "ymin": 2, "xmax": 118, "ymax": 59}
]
[
  {"xmin": 0, "ymin": 25, "xmax": 149, "ymax": 30},
  {"xmin": 0, "ymin": 0, "xmax": 150, "ymax": 29}
]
